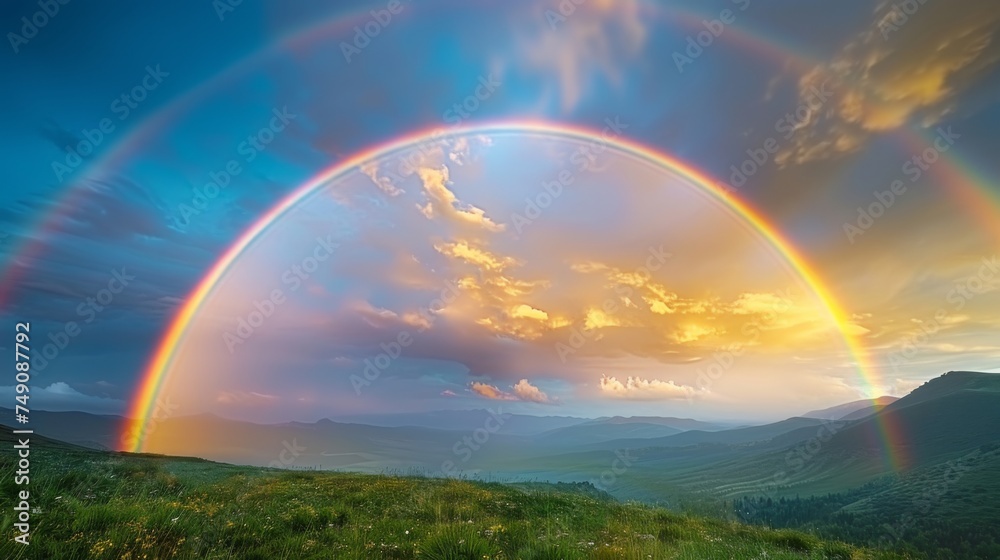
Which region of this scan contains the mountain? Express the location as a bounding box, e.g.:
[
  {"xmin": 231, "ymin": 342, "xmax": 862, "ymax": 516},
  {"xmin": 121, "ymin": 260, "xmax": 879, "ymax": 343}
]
[
  {"xmin": 328, "ymin": 409, "xmax": 589, "ymax": 436},
  {"xmin": 0, "ymin": 407, "xmax": 123, "ymax": 450},
  {"xmin": 878, "ymin": 370, "xmax": 992, "ymax": 411},
  {"xmin": 803, "ymin": 396, "xmax": 899, "ymax": 420},
  {"xmin": 140, "ymin": 412, "xmax": 538, "ymax": 472},
  {"xmin": 820, "ymin": 371, "xmax": 1000, "ymax": 470},
  {"xmin": 527, "ymin": 416, "xmax": 725, "ymax": 447},
  {"xmin": 14, "ymin": 371, "xmax": 997, "ymax": 499},
  {"xmin": 581, "ymin": 416, "xmax": 725, "ymax": 431},
  {"xmin": 641, "ymin": 371, "xmax": 1000, "ymax": 501},
  {"xmin": 578, "ymin": 416, "xmax": 828, "ymax": 452},
  {"xmin": 532, "ymin": 421, "xmax": 684, "ymax": 446}
]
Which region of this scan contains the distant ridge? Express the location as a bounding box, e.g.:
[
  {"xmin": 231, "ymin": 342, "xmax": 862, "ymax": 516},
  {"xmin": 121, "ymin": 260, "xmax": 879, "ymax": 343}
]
[
  {"xmin": 803, "ymin": 396, "xmax": 899, "ymax": 421},
  {"xmin": 581, "ymin": 416, "xmax": 723, "ymax": 431}
]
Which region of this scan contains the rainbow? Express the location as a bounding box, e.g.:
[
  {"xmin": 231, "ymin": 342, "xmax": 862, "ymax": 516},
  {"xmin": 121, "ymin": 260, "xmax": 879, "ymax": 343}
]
[
  {"xmin": 123, "ymin": 120, "xmax": 883, "ymax": 457},
  {"xmin": 5, "ymin": 0, "xmax": 997, "ymax": 306}
]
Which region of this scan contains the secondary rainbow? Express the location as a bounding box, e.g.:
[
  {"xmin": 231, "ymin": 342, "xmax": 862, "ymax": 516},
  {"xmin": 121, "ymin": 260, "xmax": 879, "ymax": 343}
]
[
  {"xmin": 123, "ymin": 120, "xmax": 889, "ymax": 464},
  {"xmin": 6, "ymin": 0, "xmax": 997, "ymax": 310}
]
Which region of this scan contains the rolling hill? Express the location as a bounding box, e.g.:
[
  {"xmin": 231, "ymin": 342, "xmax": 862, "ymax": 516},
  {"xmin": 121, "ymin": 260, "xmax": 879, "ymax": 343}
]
[
  {"xmin": 803, "ymin": 396, "xmax": 899, "ymax": 421},
  {"xmin": 0, "ymin": 425, "xmax": 907, "ymax": 559},
  {"xmin": 616, "ymin": 371, "xmax": 1000, "ymax": 500}
]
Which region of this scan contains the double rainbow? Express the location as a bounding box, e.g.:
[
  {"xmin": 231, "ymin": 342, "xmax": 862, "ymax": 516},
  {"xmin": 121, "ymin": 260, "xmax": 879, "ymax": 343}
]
[{"xmin": 4, "ymin": 2, "xmax": 996, "ymax": 472}]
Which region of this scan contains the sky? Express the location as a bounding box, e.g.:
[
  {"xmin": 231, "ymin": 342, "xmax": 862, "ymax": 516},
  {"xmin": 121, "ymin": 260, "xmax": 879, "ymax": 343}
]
[{"xmin": 1, "ymin": 0, "xmax": 999, "ymax": 426}]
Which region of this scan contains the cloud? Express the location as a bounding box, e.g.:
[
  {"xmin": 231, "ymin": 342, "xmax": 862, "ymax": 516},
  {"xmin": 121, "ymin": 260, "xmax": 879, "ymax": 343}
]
[
  {"xmin": 440, "ymin": 389, "xmax": 458, "ymax": 397},
  {"xmin": 469, "ymin": 381, "xmax": 518, "ymax": 401},
  {"xmin": 434, "ymin": 240, "xmax": 516, "ymax": 271},
  {"xmin": 584, "ymin": 308, "xmax": 621, "ymax": 329},
  {"xmin": 0, "ymin": 382, "xmax": 125, "ymax": 414},
  {"xmin": 883, "ymin": 377, "xmax": 925, "ymax": 396},
  {"xmin": 512, "ymin": 378, "xmax": 554, "ymax": 403},
  {"xmin": 510, "ymin": 304, "xmax": 550, "ymax": 321},
  {"xmin": 417, "ymin": 165, "xmax": 505, "ymax": 232},
  {"xmin": 929, "ymin": 342, "xmax": 1000, "ymax": 353},
  {"xmin": 730, "ymin": 292, "xmax": 794, "ymax": 315},
  {"xmin": 599, "ymin": 374, "xmax": 701, "ymax": 401},
  {"xmin": 672, "ymin": 324, "xmax": 719, "ymax": 344},
  {"xmin": 511, "ymin": 0, "xmax": 647, "ymax": 112},
  {"xmin": 777, "ymin": 0, "xmax": 1000, "ymax": 166},
  {"xmin": 360, "ymin": 160, "xmax": 404, "ymax": 196},
  {"xmin": 469, "ymin": 379, "xmax": 555, "ymax": 404}
]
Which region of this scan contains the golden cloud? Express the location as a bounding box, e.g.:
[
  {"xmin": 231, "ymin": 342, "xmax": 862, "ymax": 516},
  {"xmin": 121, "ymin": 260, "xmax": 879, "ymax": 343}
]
[
  {"xmin": 777, "ymin": 0, "xmax": 1000, "ymax": 166},
  {"xmin": 417, "ymin": 165, "xmax": 505, "ymax": 232}
]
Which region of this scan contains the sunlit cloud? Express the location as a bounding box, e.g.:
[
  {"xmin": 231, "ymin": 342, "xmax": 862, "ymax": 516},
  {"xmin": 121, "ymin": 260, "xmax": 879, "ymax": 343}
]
[
  {"xmin": 470, "ymin": 381, "xmax": 518, "ymax": 401},
  {"xmin": 512, "ymin": 379, "xmax": 555, "ymax": 404},
  {"xmin": 599, "ymin": 374, "xmax": 702, "ymax": 401},
  {"xmin": 417, "ymin": 165, "xmax": 505, "ymax": 232}
]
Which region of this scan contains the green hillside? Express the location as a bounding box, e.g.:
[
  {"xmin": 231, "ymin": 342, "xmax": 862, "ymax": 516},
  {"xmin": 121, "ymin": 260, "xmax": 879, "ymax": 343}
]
[
  {"xmin": 625, "ymin": 371, "xmax": 1000, "ymax": 502},
  {"xmin": 733, "ymin": 443, "xmax": 1000, "ymax": 559},
  {"xmin": 0, "ymin": 427, "xmax": 905, "ymax": 560}
]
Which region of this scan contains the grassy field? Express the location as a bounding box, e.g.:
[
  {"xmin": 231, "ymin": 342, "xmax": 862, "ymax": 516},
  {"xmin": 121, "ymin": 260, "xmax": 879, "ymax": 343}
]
[{"xmin": 0, "ymin": 429, "xmax": 912, "ymax": 559}]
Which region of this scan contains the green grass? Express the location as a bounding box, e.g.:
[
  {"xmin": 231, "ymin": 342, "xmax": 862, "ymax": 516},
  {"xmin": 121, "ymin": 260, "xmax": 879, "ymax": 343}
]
[{"xmin": 0, "ymin": 434, "xmax": 911, "ymax": 560}]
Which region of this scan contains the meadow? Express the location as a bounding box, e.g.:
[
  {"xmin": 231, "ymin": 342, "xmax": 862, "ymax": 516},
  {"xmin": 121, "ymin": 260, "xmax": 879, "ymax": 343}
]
[{"xmin": 0, "ymin": 430, "xmax": 909, "ymax": 560}]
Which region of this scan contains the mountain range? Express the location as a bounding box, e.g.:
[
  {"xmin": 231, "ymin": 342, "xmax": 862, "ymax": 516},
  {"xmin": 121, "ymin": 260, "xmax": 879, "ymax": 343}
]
[{"xmin": 11, "ymin": 371, "xmax": 998, "ymax": 501}]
